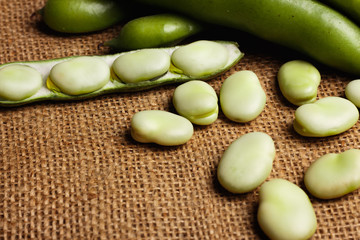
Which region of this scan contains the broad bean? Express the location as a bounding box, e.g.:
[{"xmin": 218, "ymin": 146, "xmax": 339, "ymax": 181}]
[
  {"xmin": 134, "ymin": 0, "xmax": 360, "ymax": 75},
  {"xmin": 104, "ymin": 13, "xmax": 203, "ymax": 51},
  {"xmin": 112, "ymin": 49, "xmax": 170, "ymax": 83},
  {"xmin": 304, "ymin": 149, "xmax": 360, "ymax": 199},
  {"xmin": 130, "ymin": 110, "xmax": 193, "ymax": 146},
  {"xmin": 219, "ymin": 70, "xmax": 266, "ymax": 123},
  {"xmin": 257, "ymin": 178, "xmax": 317, "ymax": 240},
  {"xmin": 293, "ymin": 97, "xmax": 359, "ymax": 137},
  {"xmin": 171, "ymin": 40, "xmax": 230, "ymax": 78},
  {"xmin": 0, "ymin": 65, "xmax": 43, "ymax": 101},
  {"xmin": 172, "ymin": 80, "xmax": 218, "ymax": 125},
  {"xmin": 0, "ymin": 41, "xmax": 242, "ymax": 107},
  {"xmin": 345, "ymin": 79, "xmax": 360, "ymax": 107},
  {"xmin": 217, "ymin": 132, "xmax": 275, "ymax": 193},
  {"xmin": 49, "ymin": 56, "xmax": 110, "ymax": 95},
  {"xmin": 277, "ymin": 60, "xmax": 321, "ymax": 106}
]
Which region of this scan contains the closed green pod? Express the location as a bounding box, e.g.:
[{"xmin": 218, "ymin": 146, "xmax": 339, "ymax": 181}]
[
  {"xmin": 320, "ymin": 0, "xmax": 360, "ymax": 25},
  {"xmin": 104, "ymin": 13, "xmax": 203, "ymax": 50},
  {"xmin": 134, "ymin": 0, "xmax": 360, "ymax": 75},
  {"xmin": 42, "ymin": 0, "xmax": 129, "ymax": 33}
]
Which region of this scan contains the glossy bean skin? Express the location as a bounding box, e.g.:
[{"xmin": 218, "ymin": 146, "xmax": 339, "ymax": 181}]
[
  {"xmin": 258, "ymin": 179, "xmax": 317, "ymax": 240},
  {"xmin": 49, "ymin": 56, "xmax": 110, "ymax": 95},
  {"xmin": 105, "ymin": 13, "xmax": 203, "ymax": 51},
  {"xmin": 134, "ymin": 0, "xmax": 360, "ymax": 75},
  {"xmin": 345, "ymin": 79, "xmax": 360, "ymax": 107},
  {"xmin": 220, "ymin": 70, "xmax": 266, "ymax": 123},
  {"xmin": 171, "ymin": 40, "xmax": 230, "ymax": 78},
  {"xmin": 173, "ymin": 80, "xmax": 218, "ymax": 125},
  {"xmin": 293, "ymin": 97, "xmax": 359, "ymax": 137},
  {"xmin": 130, "ymin": 110, "xmax": 194, "ymax": 146},
  {"xmin": 304, "ymin": 149, "xmax": 360, "ymax": 199},
  {"xmin": 277, "ymin": 60, "xmax": 321, "ymax": 106},
  {"xmin": 112, "ymin": 49, "xmax": 170, "ymax": 83},
  {"xmin": 217, "ymin": 132, "xmax": 275, "ymax": 194},
  {"xmin": 320, "ymin": 0, "xmax": 360, "ymax": 25},
  {"xmin": 0, "ymin": 65, "xmax": 43, "ymax": 101},
  {"xmin": 42, "ymin": 0, "xmax": 127, "ymax": 33}
]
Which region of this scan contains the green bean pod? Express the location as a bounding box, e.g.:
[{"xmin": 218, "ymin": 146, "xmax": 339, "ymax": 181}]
[
  {"xmin": 0, "ymin": 40, "xmax": 242, "ymax": 107},
  {"xmin": 41, "ymin": 0, "xmax": 131, "ymax": 33},
  {"xmin": 134, "ymin": 0, "xmax": 360, "ymax": 75},
  {"xmin": 104, "ymin": 13, "xmax": 203, "ymax": 51},
  {"xmin": 320, "ymin": 0, "xmax": 360, "ymax": 25}
]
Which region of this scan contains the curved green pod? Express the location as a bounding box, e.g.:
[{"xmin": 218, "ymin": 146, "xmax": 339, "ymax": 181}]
[
  {"xmin": 104, "ymin": 13, "xmax": 203, "ymax": 50},
  {"xmin": 41, "ymin": 0, "xmax": 130, "ymax": 33},
  {"xmin": 0, "ymin": 41, "xmax": 243, "ymax": 107},
  {"xmin": 320, "ymin": 0, "xmax": 360, "ymax": 25},
  {"xmin": 133, "ymin": 0, "xmax": 360, "ymax": 75}
]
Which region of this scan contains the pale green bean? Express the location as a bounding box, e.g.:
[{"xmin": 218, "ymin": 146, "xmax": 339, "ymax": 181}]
[
  {"xmin": 217, "ymin": 132, "xmax": 275, "ymax": 193},
  {"xmin": 171, "ymin": 40, "xmax": 230, "ymax": 77},
  {"xmin": 131, "ymin": 110, "xmax": 194, "ymax": 146},
  {"xmin": 220, "ymin": 70, "xmax": 266, "ymax": 122},
  {"xmin": 294, "ymin": 96, "xmax": 359, "ymax": 137},
  {"xmin": 112, "ymin": 49, "xmax": 170, "ymax": 83},
  {"xmin": 49, "ymin": 56, "xmax": 110, "ymax": 95},
  {"xmin": 0, "ymin": 64, "xmax": 42, "ymax": 101},
  {"xmin": 345, "ymin": 79, "xmax": 360, "ymax": 107},
  {"xmin": 173, "ymin": 80, "xmax": 218, "ymax": 125},
  {"xmin": 258, "ymin": 178, "xmax": 317, "ymax": 240},
  {"xmin": 304, "ymin": 149, "xmax": 360, "ymax": 199},
  {"xmin": 277, "ymin": 60, "xmax": 321, "ymax": 106}
]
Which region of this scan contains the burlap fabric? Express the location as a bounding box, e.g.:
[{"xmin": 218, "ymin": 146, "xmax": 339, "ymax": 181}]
[{"xmin": 1, "ymin": 0, "xmax": 360, "ymax": 239}]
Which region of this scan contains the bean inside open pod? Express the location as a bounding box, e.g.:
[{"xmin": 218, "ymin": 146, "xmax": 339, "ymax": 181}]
[
  {"xmin": 0, "ymin": 64, "xmax": 43, "ymax": 101},
  {"xmin": 48, "ymin": 56, "xmax": 110, "ymax": 96},
  {"xmin": 171, "ymin": 40, "xmax": 230, "ymax": 78},
  {"xmin": 0, "ymin": 40, "xmax": 243, "ymax": 107},
  {"xmin": 112, "ymin": 49, "xmax": 171, "ymax": 83}
]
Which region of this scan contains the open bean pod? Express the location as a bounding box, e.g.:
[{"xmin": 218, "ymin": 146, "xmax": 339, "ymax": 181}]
[{"xmin": 0, "ymin": 40, "xmax": 243, "ymax": 107}]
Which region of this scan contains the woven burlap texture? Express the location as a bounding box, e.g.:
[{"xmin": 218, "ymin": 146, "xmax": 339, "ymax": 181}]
[{"xmin": 1, "ymin": 0, "xmax": 360, "ymax": 239}]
